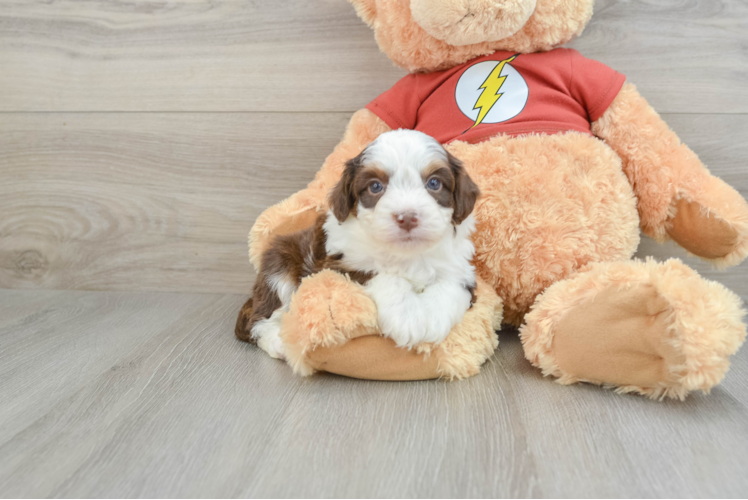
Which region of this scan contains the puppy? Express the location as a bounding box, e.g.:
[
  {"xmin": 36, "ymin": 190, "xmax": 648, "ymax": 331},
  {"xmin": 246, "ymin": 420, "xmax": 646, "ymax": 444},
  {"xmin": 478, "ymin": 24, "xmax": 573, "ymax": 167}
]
[{"xmin": 235, "ymin": 129, "xmax": 480, "ymax": 359}]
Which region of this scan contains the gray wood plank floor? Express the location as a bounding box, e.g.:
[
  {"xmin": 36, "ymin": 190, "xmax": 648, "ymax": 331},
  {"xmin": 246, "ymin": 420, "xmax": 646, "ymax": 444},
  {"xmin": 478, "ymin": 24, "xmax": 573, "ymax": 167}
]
[
  {"xmin": 1, "ymin": 289, "xmax": 747, "ymax": 498},
  {"xmin": 2, "ymin": 0, "xmax": 748, "ymax": 497}
]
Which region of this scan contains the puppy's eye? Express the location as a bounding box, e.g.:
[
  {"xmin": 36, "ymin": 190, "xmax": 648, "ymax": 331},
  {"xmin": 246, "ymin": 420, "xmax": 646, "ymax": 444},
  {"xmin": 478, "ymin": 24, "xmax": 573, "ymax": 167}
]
[
  {"xmin": 369, "ymin": 181, "xmax": 384, "ymax": 194},
  {"xmin": 427, "ymin": 177, "xmax": 442, "ymax": 190}
]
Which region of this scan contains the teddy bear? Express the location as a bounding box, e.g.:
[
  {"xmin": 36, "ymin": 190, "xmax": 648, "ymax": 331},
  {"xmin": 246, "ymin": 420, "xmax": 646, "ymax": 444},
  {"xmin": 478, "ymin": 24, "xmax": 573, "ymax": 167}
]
[{"xmin": 241, "ymin": 0, "xmax": 748, "ymax": 399}]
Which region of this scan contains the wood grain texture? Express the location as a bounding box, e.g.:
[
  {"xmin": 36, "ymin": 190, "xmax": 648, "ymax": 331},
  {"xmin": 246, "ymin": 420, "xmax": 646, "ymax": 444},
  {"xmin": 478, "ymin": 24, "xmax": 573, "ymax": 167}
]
[
  {"xmin": 0, "ymin": 289, "xmax": 746, "ymax": 498},
  {"xmin": 0, "ymin": 112, "xmax": 350, "ymax": 293},
  {"xmin": 573, "ymin": 0, "xmax": 748, "ymax": 114},
  {"xmin": 0, "ymin": 0, "xmax": 746, "ymax": 113},
  {"xmin": 0, "ymin": 0, "xmax": 400, "ymax": 113},
  {"xmin": 2, "ymin": 112, "xmax": 747, "ymax": 298},
  {"xmin": 0, "ymin": 289, "xmax": 221, "ymax": 447}
]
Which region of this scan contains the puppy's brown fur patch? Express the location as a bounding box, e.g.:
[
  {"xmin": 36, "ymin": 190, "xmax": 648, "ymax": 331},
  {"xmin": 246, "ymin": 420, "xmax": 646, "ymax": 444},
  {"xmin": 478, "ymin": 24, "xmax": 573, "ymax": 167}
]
[
  {"xmin": 235, "ymin": 214, "xmax": 375, "ymax": 343},
  {"xmin": 235, "ymin": 297, "xmax": 255, "ymax": 342},
  {"xmin": 421, "ymin": 153, "xmax": 480, "ymax": 225},
  {"xmin": 354, "ymin": 166, "xmax": 389, "ymax": 210},
  {"xmin": 422, "ymin": 164, "xmax": 455, "ymax": 209},
  {"xmin": 330, "ymin": 149, "xmax": 390, "ymax": 221}
]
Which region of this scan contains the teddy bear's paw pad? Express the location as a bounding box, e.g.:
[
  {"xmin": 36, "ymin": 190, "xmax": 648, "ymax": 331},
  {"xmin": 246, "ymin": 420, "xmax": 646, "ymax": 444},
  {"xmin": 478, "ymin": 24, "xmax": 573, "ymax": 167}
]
[
  {"xmin": 550, "ymin": 283, "xmax": 682, "ymax": 390},
  {"xmin": 305, "ymin": 335, "xmax": 441, "ymax": 381},
  {"xmin": 667, "ymin": 198, "xmax": 740, "ymax": 260}
]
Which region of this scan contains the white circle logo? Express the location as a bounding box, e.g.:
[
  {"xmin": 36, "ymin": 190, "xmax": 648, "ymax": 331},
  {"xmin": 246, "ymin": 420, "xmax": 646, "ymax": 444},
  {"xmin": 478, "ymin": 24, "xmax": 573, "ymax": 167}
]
[{"xmin": 455, "ymin": 56, "xmax": 528, "ymax": 128}]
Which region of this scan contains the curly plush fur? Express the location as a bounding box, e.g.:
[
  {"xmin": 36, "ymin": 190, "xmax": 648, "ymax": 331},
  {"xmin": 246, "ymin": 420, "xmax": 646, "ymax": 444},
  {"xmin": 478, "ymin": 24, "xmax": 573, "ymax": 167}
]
[{"xmin": 445, "ymin": 129, "xmax": 641, "ymax": 325}]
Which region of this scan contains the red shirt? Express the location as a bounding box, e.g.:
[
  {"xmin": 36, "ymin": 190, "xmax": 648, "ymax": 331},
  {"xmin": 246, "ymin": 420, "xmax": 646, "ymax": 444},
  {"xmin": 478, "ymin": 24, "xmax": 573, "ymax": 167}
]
[{"xmin": 366, "ymin": 48, "xmax": 626, "ymax": 145}]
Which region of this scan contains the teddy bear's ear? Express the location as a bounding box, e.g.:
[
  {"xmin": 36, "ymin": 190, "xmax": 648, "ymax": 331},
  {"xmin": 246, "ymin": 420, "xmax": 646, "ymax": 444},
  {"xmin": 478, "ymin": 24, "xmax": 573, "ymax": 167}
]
[{"xmin": 347, "ymin": 0, "xmax": 377, "ymax": 26}]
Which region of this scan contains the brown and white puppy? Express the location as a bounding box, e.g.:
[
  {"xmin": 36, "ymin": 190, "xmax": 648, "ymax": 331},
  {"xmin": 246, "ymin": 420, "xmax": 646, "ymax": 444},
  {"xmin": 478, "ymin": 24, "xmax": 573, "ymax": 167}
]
[{"xmin": 236, "ymin": 130, "xmax": 480, "ymax": 359}]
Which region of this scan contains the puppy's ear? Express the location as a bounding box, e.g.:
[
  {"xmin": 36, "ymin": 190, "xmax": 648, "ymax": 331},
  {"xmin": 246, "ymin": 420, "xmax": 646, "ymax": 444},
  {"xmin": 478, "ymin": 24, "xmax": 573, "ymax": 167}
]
[
  {"xmin": 448, "ymin": 152, "xmax": 480, "ymax": 225},
  {"xmin": 329, "ymin": 151, "xmax": 364, "ymax": 222}
]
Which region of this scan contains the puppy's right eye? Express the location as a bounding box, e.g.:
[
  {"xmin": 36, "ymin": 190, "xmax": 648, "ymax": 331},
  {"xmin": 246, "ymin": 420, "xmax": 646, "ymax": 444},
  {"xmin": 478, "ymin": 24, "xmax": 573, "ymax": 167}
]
[{"xmin": 369, "ymin": 181, "xmax": 384, "ymax": 194}]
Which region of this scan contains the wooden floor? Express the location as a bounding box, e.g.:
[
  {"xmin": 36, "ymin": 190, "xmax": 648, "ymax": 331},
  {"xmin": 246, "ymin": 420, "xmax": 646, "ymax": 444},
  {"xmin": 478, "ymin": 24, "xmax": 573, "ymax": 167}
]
[
  {"xmin": 1, "ymin": 0, "xmax": 747, "ymax": 497},
  {"xmin": 1, "ymin": 289, "xmax": 747, "ymax": 498}
]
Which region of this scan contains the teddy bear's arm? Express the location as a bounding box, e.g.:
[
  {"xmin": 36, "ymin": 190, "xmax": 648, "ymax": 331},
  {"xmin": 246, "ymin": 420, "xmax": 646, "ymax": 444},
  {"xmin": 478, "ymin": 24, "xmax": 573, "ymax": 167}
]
[
  {"xmin": 282, "ymin": 270, "xmax": 503, "ymax": 381},
  {"xmin": 592, "ymin": 83, "xmax": 748, "ymax": 267},
  {"xmin": 248, "ymin": 109, "xmax": 391, "ymax": 269}
]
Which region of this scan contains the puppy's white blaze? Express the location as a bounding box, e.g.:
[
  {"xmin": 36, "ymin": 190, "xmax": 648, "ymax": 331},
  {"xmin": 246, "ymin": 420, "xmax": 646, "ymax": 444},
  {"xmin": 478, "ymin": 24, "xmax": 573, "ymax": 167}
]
[{"xmin": 324, "ymin": 130, "xmax": 477, "ymax": 347}]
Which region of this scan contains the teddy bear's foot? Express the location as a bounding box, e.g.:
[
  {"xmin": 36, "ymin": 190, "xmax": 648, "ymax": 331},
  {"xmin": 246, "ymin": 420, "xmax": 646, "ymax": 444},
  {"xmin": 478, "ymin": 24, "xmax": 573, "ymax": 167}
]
[
  {"xmin": 280, "ymin": 270, "xmax": 503, "ymax": 381},
  {"xmin": 667, "ymin": 176, "xmax": 748, "ymax": 266},
  {"xmin": 521, "ymin": 259, "xmax": 746, "ymax": 399}
]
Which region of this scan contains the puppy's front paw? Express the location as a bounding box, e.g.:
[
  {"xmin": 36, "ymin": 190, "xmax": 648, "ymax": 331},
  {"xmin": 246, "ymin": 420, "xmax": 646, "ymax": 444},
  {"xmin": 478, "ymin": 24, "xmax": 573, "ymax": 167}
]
[
  {"xmin": 421, "ymin": 320, "xmax": 453, "ymax": 346},
  {"xmin": 379, "ymin": 314, "xmax": 433, "ymax": 349},
  {"xmin": 418, "ymin": 286, "xmax": 472, "ymax": 346},
  {"xmin": 257, "ymin": 331, "xmax": 286, "ymax": 360},
  {"xmin": 381, "ymin": 325, "xmax": 422, "ymax": 349},
  {"xmin": 253, "ymin": 313, "xmax": 286, "ymax": 361}
]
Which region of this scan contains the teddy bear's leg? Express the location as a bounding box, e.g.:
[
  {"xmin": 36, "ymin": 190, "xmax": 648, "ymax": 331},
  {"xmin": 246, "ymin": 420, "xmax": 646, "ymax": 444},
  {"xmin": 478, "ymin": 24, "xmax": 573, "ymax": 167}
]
[
  {"xmin": 520, "ymin": 259, "xmax": 746, "ymax": 399},
  {"xmin": 280, "ymin": 270, "xmax": 503, "ymax": 381},
  {"xmin": 592, "ymin": 83, "xmax": 748, "ymax": 267},
  {"xmin": 248, "ymin": 109, "xmax": 391, "ymax": 269}
]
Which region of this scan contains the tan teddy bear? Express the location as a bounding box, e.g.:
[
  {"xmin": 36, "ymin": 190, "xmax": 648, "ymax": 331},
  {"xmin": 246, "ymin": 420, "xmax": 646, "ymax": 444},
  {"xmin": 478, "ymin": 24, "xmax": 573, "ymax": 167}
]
[{"xmin": 239, "ymin": 0, "xmax": 748, "ymax": 399}]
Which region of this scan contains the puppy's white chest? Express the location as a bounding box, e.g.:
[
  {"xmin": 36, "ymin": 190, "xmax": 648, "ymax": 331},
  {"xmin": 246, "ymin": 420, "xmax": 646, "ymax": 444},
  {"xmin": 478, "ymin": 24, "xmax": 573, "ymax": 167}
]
[{"xmin": 387, "ymin": 260, "xmax": 438, "ymax": 292}]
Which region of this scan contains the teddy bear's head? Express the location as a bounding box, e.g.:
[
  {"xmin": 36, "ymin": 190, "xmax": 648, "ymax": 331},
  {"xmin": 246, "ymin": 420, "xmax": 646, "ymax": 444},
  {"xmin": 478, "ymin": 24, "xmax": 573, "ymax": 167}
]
[{"xmin": 348, "ymin": 0, "xmax": 594, "ymax": 72}]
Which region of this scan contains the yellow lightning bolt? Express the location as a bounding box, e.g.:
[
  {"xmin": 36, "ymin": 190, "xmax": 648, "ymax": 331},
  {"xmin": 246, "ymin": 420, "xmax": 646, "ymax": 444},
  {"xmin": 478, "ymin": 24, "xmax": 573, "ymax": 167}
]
[{"xmin": 471, "ymin": 55, "xmax": 517, "ymax": 129}]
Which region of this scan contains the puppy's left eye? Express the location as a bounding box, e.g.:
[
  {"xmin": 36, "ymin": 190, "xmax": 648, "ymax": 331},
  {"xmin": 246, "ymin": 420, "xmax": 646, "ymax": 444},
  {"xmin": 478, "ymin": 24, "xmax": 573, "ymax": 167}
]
[
  {"xmin": 427, "ymin": 177, "xmax": 442, "ymax": 190},
  {"xmin": 369, "ymin": 181, "xmax": 384, "ymax": 194}
]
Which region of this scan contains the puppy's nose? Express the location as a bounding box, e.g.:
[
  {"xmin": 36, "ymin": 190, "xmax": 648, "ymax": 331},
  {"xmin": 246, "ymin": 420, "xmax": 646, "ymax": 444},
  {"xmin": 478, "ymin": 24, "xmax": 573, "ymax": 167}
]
[{"xmin": 394, "ymin": 211, "xmax": 418, "ymax": 232}]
